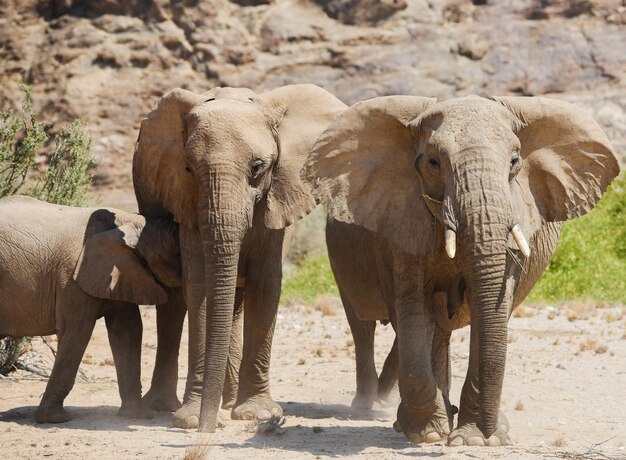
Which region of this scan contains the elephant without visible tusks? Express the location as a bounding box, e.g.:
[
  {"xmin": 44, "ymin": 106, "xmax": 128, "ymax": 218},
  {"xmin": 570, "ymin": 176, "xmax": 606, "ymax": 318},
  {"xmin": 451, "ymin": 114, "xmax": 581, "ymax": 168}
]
[
  {"xmin": 0, "ymin": 195, "xmax": 181, "ymax": 423},
  {"xmin": 302, "ymin": 95, "xmax": 620, "ymax": 446},
  {"xmin": 133, "ymin": 84, "xmax": 346, "ymax": 431}
]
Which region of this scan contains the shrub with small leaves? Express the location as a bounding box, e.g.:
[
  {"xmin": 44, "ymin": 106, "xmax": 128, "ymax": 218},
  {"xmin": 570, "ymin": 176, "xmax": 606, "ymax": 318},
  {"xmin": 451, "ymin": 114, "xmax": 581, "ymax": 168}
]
[{"xmin": 0, "ymin": 85, "xmax": 95, "ymax": 375}]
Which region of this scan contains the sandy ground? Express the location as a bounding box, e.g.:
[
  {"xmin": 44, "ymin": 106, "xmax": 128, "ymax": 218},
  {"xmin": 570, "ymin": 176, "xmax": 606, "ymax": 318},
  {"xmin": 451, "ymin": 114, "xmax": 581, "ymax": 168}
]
[{"xmin": 0, "ymin": 300, "xmax": 624, "ymax": 459}]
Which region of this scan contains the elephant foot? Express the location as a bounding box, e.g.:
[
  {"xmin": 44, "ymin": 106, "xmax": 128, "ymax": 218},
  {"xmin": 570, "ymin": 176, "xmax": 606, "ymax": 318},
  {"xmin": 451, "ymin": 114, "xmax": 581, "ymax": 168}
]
[
  {"xmin": 377, "ymin": 378, "xmax": 397, "ymax": 405},
  {"xmin": 232, "ymin": 395, "xmax": 282, "ymax": 421},
  {"xmin": 448, "ymin": 412, "xmax": 511, "ymax": 446},
  {"xmin": 394, "ymin": 392, "xmax": 452, "ymax": 444},
  {"xmin": 221, "ymin": 385, "xmax": 238, "ymax": 410},
  {"xmin": 142, "ymin": 387, "xmax": 182, "ymax": 412},
  {"xmin": 118, "ymin": 401, "xmax": 155, "ymax": 420},
  {"xmin": 351, "ymin": 391, "xmax": 377, "ymax": 410},
  {"xmin": 35, "ymin": 405, "xmax": 72, "ymax": 424},
  {"xmin": 173, "ymin": 401, "xmax": 231, "ymax": 429},
  {"xmin": 172, "ymin": 401, "xmax": 201, "ymax": 429}
]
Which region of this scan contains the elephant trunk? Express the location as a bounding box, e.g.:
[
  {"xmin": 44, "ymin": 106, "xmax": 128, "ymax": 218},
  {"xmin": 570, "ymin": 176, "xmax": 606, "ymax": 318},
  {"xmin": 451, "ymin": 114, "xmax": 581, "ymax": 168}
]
[
  {"xmin": 466, "ymin": 241, "xmax": 509, "ymax": 439},
  {"xmin": 197, "ymin": 169, "xmax": 249, "ymax": 433},
  {"xmin": 454, "ymin": 152, "xmax": 513, "ymax": 439}
]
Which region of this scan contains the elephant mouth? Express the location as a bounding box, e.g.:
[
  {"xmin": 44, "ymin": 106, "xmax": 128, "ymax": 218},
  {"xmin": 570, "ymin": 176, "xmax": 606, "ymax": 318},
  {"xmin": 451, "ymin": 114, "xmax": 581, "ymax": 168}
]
[
  {"xmin": 443, "ymin": 225, "xmax": 530, "ymax": 260},
  {"xmin": 422, "ymin": 192, "xmax": 444, "ymax": 221}
]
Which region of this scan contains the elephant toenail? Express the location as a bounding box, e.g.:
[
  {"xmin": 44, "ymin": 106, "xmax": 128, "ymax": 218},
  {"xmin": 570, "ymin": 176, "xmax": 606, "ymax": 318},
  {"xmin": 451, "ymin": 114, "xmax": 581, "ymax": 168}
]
[
  {"xmin": 467, "ymin": 436, "xmax": 486, "ymax": 446},
  {"xmin": 487, "ymin": 436, "xmax": 501, "ymax": 446},
  {"xmin": 448, "ymin": 436, "xmax": 464, "ymax": 447},
  {"xmin": 424, "ymin": 431, "xmax": 442, "ymax": 443}
]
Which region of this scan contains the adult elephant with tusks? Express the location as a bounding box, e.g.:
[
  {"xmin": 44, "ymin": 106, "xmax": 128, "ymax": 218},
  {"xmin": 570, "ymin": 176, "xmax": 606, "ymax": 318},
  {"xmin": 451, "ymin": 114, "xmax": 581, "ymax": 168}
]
[
  {"xmin": 302, "ymin": 95, "xmax": 619, "ymax": 446},
  {"xmin": 133, "ymin": 84, "xmax": 346, "ymax": 432}
]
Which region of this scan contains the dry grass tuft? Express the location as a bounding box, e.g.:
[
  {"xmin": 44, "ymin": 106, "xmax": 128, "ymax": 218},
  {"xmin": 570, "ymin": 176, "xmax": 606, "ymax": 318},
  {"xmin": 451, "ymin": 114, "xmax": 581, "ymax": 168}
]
[
  {"xmin": 315, "ymin": 296, "xmax": 338, "ymax": 316},
  {"xmin": 565, "ymin": 302, "xmax": 597, "ymax": 322},
  {"xmin": 259, "ymin": 415, "xmax": 287, "ymax": 435},
  {"xmin": 566, "ymin": 310, "xmax": 578, "ymax": 322},
  {"xmin": 603, "ymin": 309, "xmax": 624, "ymax": 323},
  {"xmin": 513, "ymin": 306, "xmax": 535, "ymax": 318},
  {"xmin": 99, "ymin": 358, "xmax": 114, "ymax": 366},
  {"xmin": 297, "ymin": 357, "xmax": 306, "ymax": 365},
  {"xmin": 594, "ymin": 343, "xmax": 608, "ymax": 354},
  {"xmin": 247, "ymin": 415, "xmax": 287, "ymax": 436},
  {"xmin": 183, "ymin": 437, "xmax": 213, "ymax": 460},
  {"xmin": 579, "ymin": 337, "xmax": 598, "ymax": 352},
  {"xmin": 313, "ymin": 347, "xmax": 323, "ymax": 357},
  {"xmin": 507, "ymin": 333, "xmax": 516, "ymax": 343},
  {"xmin": 514, "ymin": 400, "xmax": 524, "ymax": 411},
  {"xmin": 81, "ymin": 353, "xmax": 95, "ymax": 365},
  {"xmin": 552, "ymin": 435, "xmax": 568, "ymax": 447}
]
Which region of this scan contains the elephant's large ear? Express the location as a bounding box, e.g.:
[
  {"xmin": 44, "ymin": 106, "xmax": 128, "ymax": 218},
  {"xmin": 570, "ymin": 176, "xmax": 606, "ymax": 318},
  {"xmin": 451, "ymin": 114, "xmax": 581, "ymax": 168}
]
[
  {"xmin": 302, "ymin": 96, "xmax": 437, "ymax": 256},
  {"xmin": 257, "ymin": 84, "xmax": 347, "ymax": 229},
  {"xmin": 494, "ymin": 96, "xmax": 620, "ymax": 237},
  {"xmin": 133, "ymin": 88, "xmax": 206, "ymax": 228},
  {"xmin": 74, "ymin": 220, "xmax": 168, "ymax": 305}
]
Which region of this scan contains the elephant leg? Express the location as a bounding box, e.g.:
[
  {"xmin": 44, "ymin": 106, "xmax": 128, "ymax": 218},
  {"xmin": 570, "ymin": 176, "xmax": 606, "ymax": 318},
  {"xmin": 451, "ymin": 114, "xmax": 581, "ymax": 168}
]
[
  {"xmin": 378, "ymin": 336, "xmax": 398, "ymax": 403},
  {"xmin": 431, "ymin": 325, "xmax": 454, "ymax": 431},
  {"xmin": 222, "ymin": 288, "xmax": 244, "ymax": 409},
  {"xmin": 341, "ymin": 289, "xmax": 378, "ymax": 410},
  {"xmin": 393, "ymin": 255, "xmax": 449, "ymax": 444},
  {"xmin": 35, "ymin": 309, "xmax": 96, "ymax": 424},
  {"xmin": 105, "ymin": 305, "xmax": 152, "ymax": 419},
  {"xmin": 231, "ymin": 233, "xmax": 283, "ymax": 422},
  {"xmin": 143, "ymin": 287, "xmax": 185, "ymax": 412},
  {"xmin": 173, "ymin": 229, "xmax": 207, "ymax": 429},
  {"xmin": 448, "ymin": 323, "xmax": 511, "ymax": 446}
]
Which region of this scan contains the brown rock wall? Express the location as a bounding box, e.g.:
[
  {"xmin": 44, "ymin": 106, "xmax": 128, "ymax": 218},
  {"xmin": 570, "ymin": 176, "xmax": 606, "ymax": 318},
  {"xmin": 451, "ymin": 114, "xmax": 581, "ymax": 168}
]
[{"xmin": 0, "ymin": 0, "xmax": 623, "ymax": 206}]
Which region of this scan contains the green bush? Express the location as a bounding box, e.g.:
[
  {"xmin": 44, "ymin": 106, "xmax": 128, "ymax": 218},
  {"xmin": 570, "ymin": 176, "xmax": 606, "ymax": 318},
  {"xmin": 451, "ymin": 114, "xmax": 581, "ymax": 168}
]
[
  {"xmin": 0, "ymin": 85, "xmax": 95, "ymax": 375},
  {"xmin": 281, "ymin": 252, "xmax": 338, "ymax": 305},
  {"xmin": 528, "ymin": 173, "xmax": 626, "ymax": 304}
]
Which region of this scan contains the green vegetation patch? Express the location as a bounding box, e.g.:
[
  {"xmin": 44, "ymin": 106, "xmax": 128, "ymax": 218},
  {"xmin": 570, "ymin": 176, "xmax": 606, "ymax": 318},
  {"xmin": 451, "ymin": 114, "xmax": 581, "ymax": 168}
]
[
  {"xmin": 0, "ymin": 85, "xmax": 95, "ymax": 375},
  {"xmin": 529, "ymin": 172, "xmax": 626, "ymax": 304},
  {"xmin": 281, "ymin": 252, "xmax": 338, "ymax": 305}
]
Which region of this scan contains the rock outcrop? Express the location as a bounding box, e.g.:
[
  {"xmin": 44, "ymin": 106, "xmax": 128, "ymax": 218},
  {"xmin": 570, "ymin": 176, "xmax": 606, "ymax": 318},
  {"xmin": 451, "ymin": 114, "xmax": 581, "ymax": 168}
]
[{"xmin": 1, "ymin": 0, "xmax": 624, "ymax": 207}]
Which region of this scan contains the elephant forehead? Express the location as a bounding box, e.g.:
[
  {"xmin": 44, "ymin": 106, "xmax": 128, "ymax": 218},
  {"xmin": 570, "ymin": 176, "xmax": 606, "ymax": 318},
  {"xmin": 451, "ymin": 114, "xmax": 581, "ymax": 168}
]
[
  {"xmin": 423, "ymin": 97, "xmax": 517, "ymax": 150},
  {"xmin": 186, "ymin": 101, "xmax": 275, "ymax": 153}
]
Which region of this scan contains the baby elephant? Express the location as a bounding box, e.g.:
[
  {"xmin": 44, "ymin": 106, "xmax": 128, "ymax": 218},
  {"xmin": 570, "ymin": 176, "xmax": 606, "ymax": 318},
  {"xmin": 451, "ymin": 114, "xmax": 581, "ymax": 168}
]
[{"xmin": 0, "ymin": 195, "xmax": 181, "ymax": 423}]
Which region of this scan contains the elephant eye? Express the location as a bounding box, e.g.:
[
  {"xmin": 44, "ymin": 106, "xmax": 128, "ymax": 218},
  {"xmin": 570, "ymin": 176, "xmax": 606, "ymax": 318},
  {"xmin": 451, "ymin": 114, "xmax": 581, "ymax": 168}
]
[
  {"xmin": 509, "ymin": 151, "xmax": 522, "ymax": 179},
  {"xmin": 428, "ymin": 156, "xmax": 440, "ymax": 169},
  {"xmin": 510, "ymin": 152, "xmax": 521, "ymax": 169},
  {"xmin": 251, "ymin": 159, "xmax": 265, "ymax": 177}
]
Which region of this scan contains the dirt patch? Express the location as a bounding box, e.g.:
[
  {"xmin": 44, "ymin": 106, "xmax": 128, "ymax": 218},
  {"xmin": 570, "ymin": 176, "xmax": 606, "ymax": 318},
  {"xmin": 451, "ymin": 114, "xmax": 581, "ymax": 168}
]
[{"xmin": 0, "ymin": 303, "xmax": 624, "ymax": 459}]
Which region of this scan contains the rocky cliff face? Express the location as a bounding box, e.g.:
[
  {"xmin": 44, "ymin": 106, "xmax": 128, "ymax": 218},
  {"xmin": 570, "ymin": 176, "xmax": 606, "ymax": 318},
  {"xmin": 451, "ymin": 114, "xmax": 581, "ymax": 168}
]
[{"xmin": 1, "ymin": 0, "xmax": 624, "ymax": 207}]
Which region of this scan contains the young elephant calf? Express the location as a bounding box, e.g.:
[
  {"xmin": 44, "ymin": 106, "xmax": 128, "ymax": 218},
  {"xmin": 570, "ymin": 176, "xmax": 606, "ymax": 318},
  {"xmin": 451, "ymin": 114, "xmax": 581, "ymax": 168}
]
[{"xmin": 0, "ymin": 195, "xmax": 181, "ymax": 423}]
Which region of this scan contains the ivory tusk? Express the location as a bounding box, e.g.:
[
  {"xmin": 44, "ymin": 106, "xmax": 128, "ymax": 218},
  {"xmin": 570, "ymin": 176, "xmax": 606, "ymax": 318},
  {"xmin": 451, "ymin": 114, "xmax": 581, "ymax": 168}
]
[
  {"xmin": 445, "ymin": 228, "xmax": 456, "ymax": 259},
  {"xmin": 511, "ymin": 224, "xmax": 531, "ymax": 258}
]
